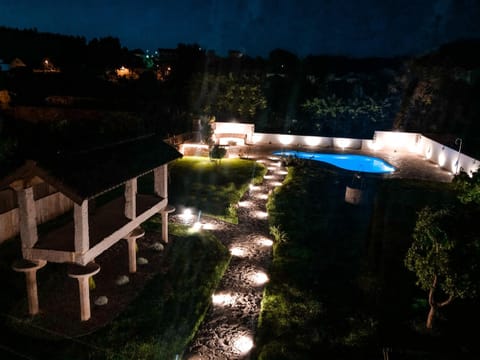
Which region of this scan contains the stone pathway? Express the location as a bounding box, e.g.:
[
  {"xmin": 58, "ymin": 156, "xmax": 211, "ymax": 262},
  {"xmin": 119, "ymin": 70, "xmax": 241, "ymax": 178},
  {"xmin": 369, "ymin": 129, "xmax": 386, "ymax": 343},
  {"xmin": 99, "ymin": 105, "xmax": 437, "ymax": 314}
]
[{"xmin": 180, "ymin": 154, "xmax": 287, "ymax": 360}]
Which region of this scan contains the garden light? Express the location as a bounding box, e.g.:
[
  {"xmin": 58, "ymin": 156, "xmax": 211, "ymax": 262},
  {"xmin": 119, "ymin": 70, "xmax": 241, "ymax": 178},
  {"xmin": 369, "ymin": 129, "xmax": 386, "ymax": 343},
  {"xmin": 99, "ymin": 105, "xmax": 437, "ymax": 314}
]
[
  {"xmin": 230, "ymin": 247, "xmax": 247, "ymax": 257},
  {"xmin": 256, "ymin": 237, "xmax": 273, "ymax": 247},
  {"xmin": 212, "ymin": 292, "xmax": 236, "ymax": 306},
  {"xmin": 251, "ymin": 271, "xmax": 269, "ymax": 285},
  {"xmin": 233, "ymin": 335, "xmax": 254, "ymax": 354}
]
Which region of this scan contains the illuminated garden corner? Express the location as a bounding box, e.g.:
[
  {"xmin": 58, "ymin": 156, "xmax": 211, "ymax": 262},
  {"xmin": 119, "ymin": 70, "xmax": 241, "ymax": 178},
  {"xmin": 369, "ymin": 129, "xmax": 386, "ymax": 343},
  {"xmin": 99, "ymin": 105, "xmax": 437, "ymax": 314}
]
[{"xmin": 0, "ymin": 135, "xmax": 182, "ymax": 321}]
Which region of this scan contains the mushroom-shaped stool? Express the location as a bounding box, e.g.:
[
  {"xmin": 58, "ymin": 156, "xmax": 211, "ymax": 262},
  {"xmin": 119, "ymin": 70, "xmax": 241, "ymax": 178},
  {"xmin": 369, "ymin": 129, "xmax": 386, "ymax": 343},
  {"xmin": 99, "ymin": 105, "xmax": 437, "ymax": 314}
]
[
  {"xmin": 161, "ymin": 204, "xmax": 176, "ymax": 243},
  {"xmin": 12, "ymin": 259, "xmax": 47, "ymax": 316},
  {"xmin": 125, "ymin": 227, "xmax": 145, "ymax": 273},
  {"xmin": 67, "ymin": 262, "xmax": 100, "ymax": 321}
]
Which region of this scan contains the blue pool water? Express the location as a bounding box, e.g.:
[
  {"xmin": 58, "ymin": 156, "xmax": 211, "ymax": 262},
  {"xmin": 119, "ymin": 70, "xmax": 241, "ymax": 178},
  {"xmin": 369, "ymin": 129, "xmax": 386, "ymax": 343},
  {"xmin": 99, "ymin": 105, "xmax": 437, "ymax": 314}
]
[{"xmin": 273, "ymin": 150, "xmax": 396, "ymax": 174}]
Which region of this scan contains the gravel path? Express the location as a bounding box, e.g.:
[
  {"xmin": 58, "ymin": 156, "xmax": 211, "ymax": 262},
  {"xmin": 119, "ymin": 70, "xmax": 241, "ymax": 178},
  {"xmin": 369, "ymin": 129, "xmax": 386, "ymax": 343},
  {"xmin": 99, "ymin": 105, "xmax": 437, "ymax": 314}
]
[{"xmin": 180, "ymin": 155, "xmax": 287, "ymax": 360}]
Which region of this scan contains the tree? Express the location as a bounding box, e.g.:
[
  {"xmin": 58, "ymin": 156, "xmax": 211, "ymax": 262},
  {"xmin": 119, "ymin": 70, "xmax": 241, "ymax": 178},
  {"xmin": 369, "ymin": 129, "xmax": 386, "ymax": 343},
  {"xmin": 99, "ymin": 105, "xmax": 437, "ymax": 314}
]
[
  {"xmin": 302, "ymin": 95, "xmax": 390, "ymax": 135},
  {"xmin": 209, "ymin": 144, "xmax": 226, "ymax": 164},
  {"xmin": 453, "ymin": 171, "xmax": 480, "ymax": 205},
  {"xmin": 199, "ymin": 115, "xmax": 214, "ymax": 145},
  {"xmin": 190, "ymin": 73, "xmax": 266, "ymax": 121},
  {"xmin": 404, "ymin": 206, "xmax": 480, "ymax": 329}
]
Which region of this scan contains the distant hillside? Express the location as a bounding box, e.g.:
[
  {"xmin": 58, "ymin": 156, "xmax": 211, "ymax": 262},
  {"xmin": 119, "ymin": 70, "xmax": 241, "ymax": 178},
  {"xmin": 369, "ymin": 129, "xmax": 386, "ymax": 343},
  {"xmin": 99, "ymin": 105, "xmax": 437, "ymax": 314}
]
[{"xmin": 0, "ymin": 26, "xmax": 134, "ymax": 71}]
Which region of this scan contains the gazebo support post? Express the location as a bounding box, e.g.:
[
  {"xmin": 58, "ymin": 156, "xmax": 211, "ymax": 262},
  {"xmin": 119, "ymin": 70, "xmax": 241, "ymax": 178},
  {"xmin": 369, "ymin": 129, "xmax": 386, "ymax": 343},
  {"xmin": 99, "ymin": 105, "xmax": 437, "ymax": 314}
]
[
  {"xmin": 124, "ymin": 227, "xmax": 145, "ymax": 273},
  {"xmin": 68, "ymin": 262, "xmax": 100, "ymax": 321},
  {"xmin": 12, "ymin": 259, "xmax": 47, "ymax": 316}
]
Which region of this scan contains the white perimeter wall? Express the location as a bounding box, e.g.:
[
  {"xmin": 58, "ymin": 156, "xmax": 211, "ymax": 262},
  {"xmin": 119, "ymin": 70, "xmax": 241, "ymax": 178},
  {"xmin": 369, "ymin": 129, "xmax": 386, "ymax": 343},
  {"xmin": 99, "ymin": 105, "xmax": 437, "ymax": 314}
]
[
  {"xmin": 0, "ymin": 192, "xmax": 73, "ymax": 243},
  {"xmin": 253, "ymin": 131, "xmax": 480, "ymax": 175},
  {"xmin": 213, "ymin": 122, "xmax": 255, "ymax": 145},
  {"xmin": 212, "ymin": 123, "xmax": 480, "ymax": 175},
  {"xmin": 250, "ymin": 130, "xmax": 479, "ymax": 176}
]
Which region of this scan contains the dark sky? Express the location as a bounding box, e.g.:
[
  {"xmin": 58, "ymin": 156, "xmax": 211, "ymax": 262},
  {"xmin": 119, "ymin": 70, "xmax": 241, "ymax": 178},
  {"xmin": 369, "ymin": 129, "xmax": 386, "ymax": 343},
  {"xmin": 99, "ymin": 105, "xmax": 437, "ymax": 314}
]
[{"xmin": 1, "ymin": 0, "xmax": 480, "ymax": 57}]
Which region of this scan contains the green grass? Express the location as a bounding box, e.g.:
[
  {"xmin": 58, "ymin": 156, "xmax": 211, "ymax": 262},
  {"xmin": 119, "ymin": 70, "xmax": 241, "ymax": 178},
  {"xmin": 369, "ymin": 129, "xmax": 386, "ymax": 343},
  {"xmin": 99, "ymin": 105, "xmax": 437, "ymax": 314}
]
[
  {"xmin": 258, "ymin": 164, "xmax": 376, "ymax": 359},
  {"xmin": 256, "ymin": 163, "xmax": 465, "ymax": 359},
  {"xmin": 168, "ymin": 156, "xmax": 266, "ymax": 223}
]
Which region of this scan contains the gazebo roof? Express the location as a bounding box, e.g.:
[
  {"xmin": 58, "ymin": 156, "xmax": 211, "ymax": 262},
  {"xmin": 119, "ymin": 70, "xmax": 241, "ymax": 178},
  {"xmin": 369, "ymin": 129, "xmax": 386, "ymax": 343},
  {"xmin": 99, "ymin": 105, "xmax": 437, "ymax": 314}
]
[{"xmin": 0, "ymin": 135, "xmax": 182, "ymax": 204}]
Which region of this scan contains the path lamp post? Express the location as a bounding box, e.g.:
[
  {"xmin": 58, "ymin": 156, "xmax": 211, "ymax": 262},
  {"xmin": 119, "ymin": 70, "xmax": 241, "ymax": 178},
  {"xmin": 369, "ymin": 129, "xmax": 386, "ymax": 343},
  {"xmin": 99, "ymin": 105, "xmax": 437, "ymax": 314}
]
[{"xmin": 455, "ymin": 138, "xmax": 463, "ymax": 175}]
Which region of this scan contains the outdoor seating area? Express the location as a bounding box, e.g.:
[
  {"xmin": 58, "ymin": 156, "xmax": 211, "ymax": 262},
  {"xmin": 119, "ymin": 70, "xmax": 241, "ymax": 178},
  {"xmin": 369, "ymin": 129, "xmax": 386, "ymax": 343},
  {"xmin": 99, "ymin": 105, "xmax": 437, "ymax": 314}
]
[{"xmin": 0, "ymin": 135, "xmax": 182, "ymax": 320}]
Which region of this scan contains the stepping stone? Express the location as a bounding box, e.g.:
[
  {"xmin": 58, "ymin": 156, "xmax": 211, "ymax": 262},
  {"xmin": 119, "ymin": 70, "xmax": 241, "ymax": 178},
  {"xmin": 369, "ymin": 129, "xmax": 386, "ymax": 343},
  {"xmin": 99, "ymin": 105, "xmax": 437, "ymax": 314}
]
[
  {"xmin": 95, "ymin": 296, "xmax": 108, "ymax": 306},
  {"xmin": 151, "ymin": 242, "xmax": 164, "ymax": 251},
  {"xmin": 115, "ymin": 275, "xmax": 129, "ymax": 286},
  {"xmin": 137, "ymin": 257, "xmax": 149, "ymax": 265}
]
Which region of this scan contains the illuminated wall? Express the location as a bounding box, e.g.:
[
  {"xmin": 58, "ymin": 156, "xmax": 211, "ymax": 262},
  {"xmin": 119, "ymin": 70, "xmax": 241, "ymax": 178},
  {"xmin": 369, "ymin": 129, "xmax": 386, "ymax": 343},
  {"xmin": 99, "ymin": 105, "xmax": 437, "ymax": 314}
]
[
  {"xmin": 417, "ymin": 136, "xmax": 479, "ymax": 176},
  {"xmin": 213, "ymin": 122, "xmax": 255, "ymax": 145},
  {"xmin": 368, "ymin": 131, "xmax": 420, "ymax": 153},
  {"xmin": 211, "ymin": 122, "xmax": 480, "ymax": 176}
]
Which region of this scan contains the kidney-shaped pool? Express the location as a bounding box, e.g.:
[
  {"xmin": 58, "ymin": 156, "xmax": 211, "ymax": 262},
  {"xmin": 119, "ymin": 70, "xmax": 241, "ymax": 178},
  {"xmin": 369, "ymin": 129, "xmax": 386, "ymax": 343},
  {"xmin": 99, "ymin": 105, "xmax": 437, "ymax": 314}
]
[{"xmin": 273, "ymin": 150, "xmax": 396, "ymax": 174}]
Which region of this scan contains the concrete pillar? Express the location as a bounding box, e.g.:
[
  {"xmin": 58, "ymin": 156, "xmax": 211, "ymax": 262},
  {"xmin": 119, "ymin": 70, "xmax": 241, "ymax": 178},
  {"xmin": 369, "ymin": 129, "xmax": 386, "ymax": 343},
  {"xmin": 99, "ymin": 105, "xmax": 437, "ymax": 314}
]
[
  {"xmin": 16, "ymin": 187, "xmax": 38, "ymax": 249},
  {"xmin": 67, "ymin": 262, "xmax": 100, "ymax": 321},
  {"xmin": 161, "ymin": 205, "xmax": 176, "ymax": 243},
  {"xmin": 161, "ymin": 212, "xmax": 168, "ymax": 242},
  {"xmin": 74, "ymin": 200, "xmax": 89, "ymax": 253},
  {"xmin": 12, "ymin": 259, "xmax": 47, "ymax": 316},
  {"xmin": 124, "ymin": 227, "xmax": 145, "ymax": 273},
  {"xmin": 124, "ymin": 178, "xmax": 137, "ymax": 220},
  {"xmin": 154, "ymin": 165, "xmax": 168, "ymax": 198},
  {"xmin": 345, "ymin": 186, "xmax": 363, "ymax": 205}
]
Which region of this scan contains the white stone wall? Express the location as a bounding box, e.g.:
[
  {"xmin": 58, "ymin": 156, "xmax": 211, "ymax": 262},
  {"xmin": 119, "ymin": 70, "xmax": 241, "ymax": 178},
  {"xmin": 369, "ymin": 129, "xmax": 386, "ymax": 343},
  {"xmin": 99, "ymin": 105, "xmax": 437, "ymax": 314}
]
[
  {"xmin": 250, "ymin": 130, "xmax": 479, "ymax": 175},
  {"xmin": 252, "ymin": 132, "xmax": 366, "ymax": 150},
  {"xmin": 212, "ymin": 122, "xmax": 255, "ymax": 144},
  {"xmin": 416, "ymin": 136, "xmax": 479, "ymax": 175},
  {"xmin": 0, "ymin": 192, "xmax": 73, "ymax": 243},
  {"xmin": 370, "ymin": 131, "xmax": 421, "ymax": 152}
]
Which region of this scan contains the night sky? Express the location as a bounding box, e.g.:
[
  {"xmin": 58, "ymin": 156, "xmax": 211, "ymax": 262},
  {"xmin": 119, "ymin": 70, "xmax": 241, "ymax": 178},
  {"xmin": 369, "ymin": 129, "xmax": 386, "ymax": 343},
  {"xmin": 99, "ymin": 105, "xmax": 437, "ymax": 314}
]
[{"xmin": 1, "ymin": 0, "xmax": 480, "ymax": 58}]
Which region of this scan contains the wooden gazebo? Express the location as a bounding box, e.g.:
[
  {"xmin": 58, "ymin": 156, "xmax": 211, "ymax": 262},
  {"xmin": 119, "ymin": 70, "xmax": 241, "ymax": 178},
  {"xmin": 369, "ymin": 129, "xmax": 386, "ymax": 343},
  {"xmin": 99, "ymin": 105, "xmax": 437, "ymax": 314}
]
[{"xmin": 0, "ymin": 135, "xmax": 182, "ymax": 320}]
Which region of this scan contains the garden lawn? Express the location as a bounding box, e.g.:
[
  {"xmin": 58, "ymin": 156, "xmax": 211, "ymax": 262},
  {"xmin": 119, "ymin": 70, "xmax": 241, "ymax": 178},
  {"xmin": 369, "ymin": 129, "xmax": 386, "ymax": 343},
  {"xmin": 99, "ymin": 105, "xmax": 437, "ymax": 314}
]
[
  {"xmin": 257, "ymin": 163, "xmax": 377, "ymax": 359},
  {"xmin": 167, "ymin": 156, "xmax": 266, "ymax": 223},
  {"xmin": 256, "ymin": 162, "xmax": 472, "ymax": 359}
]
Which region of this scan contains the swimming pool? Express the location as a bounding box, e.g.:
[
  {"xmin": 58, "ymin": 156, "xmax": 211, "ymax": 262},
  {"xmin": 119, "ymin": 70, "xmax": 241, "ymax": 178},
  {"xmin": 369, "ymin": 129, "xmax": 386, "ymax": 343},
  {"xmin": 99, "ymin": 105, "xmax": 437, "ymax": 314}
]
[{"xmin": 273, "ymin": 150, "xmax": 396, "ymax": 174}]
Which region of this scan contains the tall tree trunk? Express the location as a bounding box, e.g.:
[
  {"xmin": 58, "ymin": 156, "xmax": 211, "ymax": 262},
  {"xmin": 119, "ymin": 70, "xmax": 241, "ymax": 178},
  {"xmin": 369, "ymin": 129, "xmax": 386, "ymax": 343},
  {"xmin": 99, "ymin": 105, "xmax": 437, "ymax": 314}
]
[
  {"xmin": 426, "ymin": 304, "xmax": 436, "ymax": 329},
  {"xmin": 426, "ymin": 275, "xmax": 437, "ymax": 329},
  {"xmin": 426, "ymin": 275, "xmax": 453, "ymax": 329}
]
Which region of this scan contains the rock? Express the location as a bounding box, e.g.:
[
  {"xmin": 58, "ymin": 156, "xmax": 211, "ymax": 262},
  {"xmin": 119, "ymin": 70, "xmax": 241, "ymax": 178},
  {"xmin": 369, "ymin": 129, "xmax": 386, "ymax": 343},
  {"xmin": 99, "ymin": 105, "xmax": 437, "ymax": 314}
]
[
  {"xmin": 151, "ymin": 242, "xmax": 164, "ymax": 251},
  {"xmin": 94, "ymin": 296, "xmax": 108, "ymax": 306},
  {"xmin": 115, "ymin": 275, "xmax": 129, "ymax": 286},
  {"xmin": 137, "ymin": 257, "xmax": 149, "ymax": 265}
]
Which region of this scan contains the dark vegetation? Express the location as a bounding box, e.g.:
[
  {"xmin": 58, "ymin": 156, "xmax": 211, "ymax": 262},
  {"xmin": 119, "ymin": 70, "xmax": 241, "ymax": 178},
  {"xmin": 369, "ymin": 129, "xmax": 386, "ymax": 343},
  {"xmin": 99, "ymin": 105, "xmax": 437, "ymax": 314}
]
[
  {"xmin": 393, "ymin": 39, "xmax": 480, "ymax": 158},
  {"xmin": 1, "ymin": 28, "xmax": 479, "ymax": 161}
]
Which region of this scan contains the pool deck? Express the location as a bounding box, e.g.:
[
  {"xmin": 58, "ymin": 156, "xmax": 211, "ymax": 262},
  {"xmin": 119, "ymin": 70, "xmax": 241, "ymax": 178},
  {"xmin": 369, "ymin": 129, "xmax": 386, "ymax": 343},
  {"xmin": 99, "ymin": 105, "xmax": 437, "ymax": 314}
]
[{"xmin": 233, "ymin": 144, "xmax": 453, "ymax": 183}]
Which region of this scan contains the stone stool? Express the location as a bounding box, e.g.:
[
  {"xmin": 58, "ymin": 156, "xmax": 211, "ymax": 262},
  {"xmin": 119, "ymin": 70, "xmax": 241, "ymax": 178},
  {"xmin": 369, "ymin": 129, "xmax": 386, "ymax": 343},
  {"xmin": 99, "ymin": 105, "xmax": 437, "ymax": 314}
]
[
  {"xmin": 125, "ymin": 227, "xmax": 145, "ymax": 273},
  {"xmin": 161, "ymin": 204, "xmax": 176, "ymax": 243},
  {"xmin": 67, "ymin": 262, "xmax": 100, "ymax": 321},
  {"xmin": 12, "ymin": 259, "xmax": 47, "ymax": 316}
]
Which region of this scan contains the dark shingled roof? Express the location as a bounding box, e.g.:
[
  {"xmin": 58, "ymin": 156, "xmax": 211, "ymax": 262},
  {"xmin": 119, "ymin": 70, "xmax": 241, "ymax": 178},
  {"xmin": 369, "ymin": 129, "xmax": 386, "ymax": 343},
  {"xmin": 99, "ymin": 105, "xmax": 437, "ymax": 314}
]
[{"xmin": 0, "ymin": 135, "xmax": 182, "ymax": 204}]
